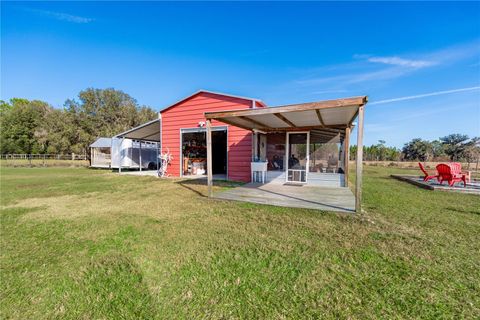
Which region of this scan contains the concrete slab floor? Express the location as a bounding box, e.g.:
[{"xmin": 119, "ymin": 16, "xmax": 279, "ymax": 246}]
[{"xmin": 214, "ymin": 182, "xmax": 355, "ymax": 213}]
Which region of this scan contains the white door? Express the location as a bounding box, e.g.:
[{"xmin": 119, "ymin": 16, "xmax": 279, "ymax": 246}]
[{"xmin": 286, "ymin": 132, "xmax": 309, "ymax": 183}]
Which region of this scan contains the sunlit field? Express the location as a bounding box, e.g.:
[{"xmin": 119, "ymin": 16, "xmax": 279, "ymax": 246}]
[{"xmin": 1, "ymin": 167, "xmax": 479, "ymax": 319}]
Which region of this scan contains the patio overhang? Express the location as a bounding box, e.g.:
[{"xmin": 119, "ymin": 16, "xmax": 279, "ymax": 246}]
[
  {"xmin": 204, "ymin": 96, "xmax": 367, "ymax": 132},
  {"xmin": 204, "ymin": 96, "xmax": 367, "ymax": 213}
]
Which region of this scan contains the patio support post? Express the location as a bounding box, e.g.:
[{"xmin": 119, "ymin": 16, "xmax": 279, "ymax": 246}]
[
  {"xmin": 139, "ymin": 140, "xmax": 142, "ymax": 172},
  {"xmin": 156, "ymin": 142, "xmax": 160, "ymax": 172},
  {"xmin": 158, "ymin": 112, "xmax": 162, "ymax": 176},
  {"xmin": 159, "ymin": 112, "xmax": 162, "ymax": 158},
  {"xmin": 355, "ymin": 106, "xmax": 365, "ymax": 213},
  {"xmin": 119, "ymin": 137, "xmax": 125, "ymax": 173},
  {"xmin": 206, "ymin": 119, "xmax": 213, "ymax": 197},
  {"xmin": 253, "ymin": 132, "xmax": 258, "ymax": 160},
  {"xmin": 344, "ymin": 127, "xmax": 350, "ymax": 187}
]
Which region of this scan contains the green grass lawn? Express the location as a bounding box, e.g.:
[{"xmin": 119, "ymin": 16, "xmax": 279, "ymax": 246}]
[{"xmin": 1, "ymin": 167, "xmax": 479, "ymax": 319}]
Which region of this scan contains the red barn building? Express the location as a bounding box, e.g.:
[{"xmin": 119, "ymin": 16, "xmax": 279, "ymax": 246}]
[
  {"xmin": 114, "ymin": 90, "xmax": 367, "ymax": 212},
  {"xmin": 159, "ymin": 91, "xmax": 266, "ymax": 182}
]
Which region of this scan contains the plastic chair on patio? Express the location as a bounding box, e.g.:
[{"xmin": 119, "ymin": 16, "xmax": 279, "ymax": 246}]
[
  {"xmin": 436, "ymin": 163, "xmax": 467, "ymax": 187},
  {"xmin": 450, "ymin": 162, "xmax": 471, "ymax": 183},
  {"xmin": 418, "ymin": 162, "xmax": 439, "ymax": 182}
]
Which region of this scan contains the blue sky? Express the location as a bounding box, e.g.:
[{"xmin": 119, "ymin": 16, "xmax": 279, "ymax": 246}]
[{"xmin": 2, "ymin": 1, "xmax": 479, "ymax": 147}]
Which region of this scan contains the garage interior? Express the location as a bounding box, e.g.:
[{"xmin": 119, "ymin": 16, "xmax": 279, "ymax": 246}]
[{"xmin": 181, "ymin": 128, "xmax": 227, "ymax": 177}]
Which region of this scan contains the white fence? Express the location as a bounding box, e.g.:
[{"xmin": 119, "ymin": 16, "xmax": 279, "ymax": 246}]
[
  {"xmin": 1, "ymin": 154, "xmax": 87, "ymax": 160},
  {"xmin": 1, "ymin": 154, "xmax": 88, "ymax": 167}
]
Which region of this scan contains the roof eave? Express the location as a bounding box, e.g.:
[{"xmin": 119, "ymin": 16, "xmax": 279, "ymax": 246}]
[
  {"xmin": 114, "ymin": 118, "xmax": 160, "ymax": 138},
  {"xmin": 205, "ymin": 96, "xmax": 367, "ymax": 120}
]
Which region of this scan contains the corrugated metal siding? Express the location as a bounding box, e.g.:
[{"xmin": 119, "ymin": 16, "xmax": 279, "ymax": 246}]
[{"xmin": 161, "ymin": 92, "xmax": 253, "ymax": 182}]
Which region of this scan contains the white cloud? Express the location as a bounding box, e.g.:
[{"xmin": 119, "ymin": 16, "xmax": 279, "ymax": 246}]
[
  {"xmin": 27, "ymin": 8, "xmax": 93, "ymax": 24},
  {"xmin": 370, "ymin": 86, "xmax": 480, "ymax": 105},
  {"xmin": 367, "ymin": 56, "xmax": 435, "ymax": 68},
  {"xmin": 295, "ymin": 65, "xmax": 412, "ymax": 86},
  {"xmin": 294, "ymin": 40, "xmax": 480, "ymax": 89},
  {"xmin": 427, "ymin": 41, "xmax": 480, "ymax": 65}
]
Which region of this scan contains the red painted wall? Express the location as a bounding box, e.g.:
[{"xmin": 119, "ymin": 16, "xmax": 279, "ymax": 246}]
[{"xmin": 161, "ymin": 92, "xmax": 258, "ymax": 182}]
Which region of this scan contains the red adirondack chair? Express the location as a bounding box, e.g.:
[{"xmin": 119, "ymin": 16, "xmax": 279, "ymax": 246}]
[
  {"xmin": 418, "ymin": 162, "xmax": 438, "ymax": 182},
  {"xmin": 450, "ymin": 162, "xmax": 471, "ymax": 183},
  {"xmin": 436, "ymin": 164, "xmax": 466, "ymax": 187}
]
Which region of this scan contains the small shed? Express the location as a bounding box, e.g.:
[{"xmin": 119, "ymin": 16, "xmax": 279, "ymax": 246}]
[{"xmin": 90, "ymin": 137, "xmax": 112, "ymax": 168}]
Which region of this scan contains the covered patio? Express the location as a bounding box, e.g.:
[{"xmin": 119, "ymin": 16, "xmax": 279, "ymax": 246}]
[{"xmin": 205, "ymin": 96, "xmax": 367, "ymax": 213}]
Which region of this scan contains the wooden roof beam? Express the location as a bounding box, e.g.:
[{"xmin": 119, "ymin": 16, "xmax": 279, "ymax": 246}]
[
  {"xmin": 312, "ymin": 127, "xmax": 346, "ymax": 134},
  {"xmin": 274, "ymin": 113, "xmax": 296, "ymax": 127},
  {"xmin": 315, "ymin": 109, "xmax": 326, "ymax": 126},
  {"xmin": 348, "ymin": 97, "xmax": 368, "ymax": 126},
  {"xmin": 238, "ymin": 116, "xmax": 271, "ymax": 129},
  {"xmin": 348, "ymin": 109, "xmax": 359, "ymax": 127},
  {"xmin": 215, "ymin": 117, "xmax": 256, "ymax": 131},
  {"xmin": 263, "ymin": 125, "xmax": 347, "ymax": 132}
]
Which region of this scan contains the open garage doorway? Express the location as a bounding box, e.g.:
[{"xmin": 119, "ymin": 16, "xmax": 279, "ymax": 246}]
[{"xmin": 181, "ymin": 127, "xmax": 227, "ymax": 177}]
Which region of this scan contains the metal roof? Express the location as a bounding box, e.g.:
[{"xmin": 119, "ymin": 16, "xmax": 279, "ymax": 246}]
[
  {"xmin": 114, "ymin": 118, "xmax": 161, "ymax": 142},
  {"xmin": 89, "ymin": 137, "xmax": 112, "ymax": 148},
  {"xmin": 160, "ymin": 90, "xmax": 266, "ymax": 113}
]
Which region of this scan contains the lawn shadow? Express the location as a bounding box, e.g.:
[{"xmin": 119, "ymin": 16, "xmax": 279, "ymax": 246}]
[
  {"xmin": 175, "ymin": 178, "xmax": 245, "ymax": 198},
  {"xmin": 175, "ymin": 179, "xmax": 207, "ymax": 197},
  {"xmin": 445, "ymin": 207, "xmax": 480, "ymax": 215}
]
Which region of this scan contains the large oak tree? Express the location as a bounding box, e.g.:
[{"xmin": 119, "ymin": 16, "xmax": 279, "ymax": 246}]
[{"xmin": 0, "ymin": 88, "xmax": 157, "ymax": 155}]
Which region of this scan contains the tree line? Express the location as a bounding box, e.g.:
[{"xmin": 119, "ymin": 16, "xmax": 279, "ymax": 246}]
[
  {"xmin": 1, "ymin": 88, "xmax": 479, "ymax": 165},
  {"xmin": 350, "ymin": 135, "xmax": 480, "ymax": 163},
  {"xmin": 0, "ymin": 88, "xmax": 157, "ymax": 155}
]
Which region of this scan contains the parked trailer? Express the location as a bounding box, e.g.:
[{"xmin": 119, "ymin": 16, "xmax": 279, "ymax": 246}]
[{"xmin": 90, "ymin": 137, "xmax": 159, "ymax": 170}]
